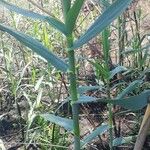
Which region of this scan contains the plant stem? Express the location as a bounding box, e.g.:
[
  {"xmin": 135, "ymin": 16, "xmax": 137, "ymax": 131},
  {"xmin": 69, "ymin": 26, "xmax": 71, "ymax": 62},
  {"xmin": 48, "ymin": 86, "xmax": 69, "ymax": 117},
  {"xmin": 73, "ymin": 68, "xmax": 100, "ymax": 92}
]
[
  {"xmin": 109, "ymin": 108, "xmax": 113, "ymax": 149},
  {"xmin": 107, "ymin": 80, "xmax": 113, "ymax": 150},
  {"xmin": 67, "ymin": 35, "xmax": 80, "ymax": 150},
  {"xmin": 118, "ymin": 14, "xmax": 126, "ymax": 65},
  {"xmin": 102, "ymin": 28, "xmax": 113, "ymax": 150}
]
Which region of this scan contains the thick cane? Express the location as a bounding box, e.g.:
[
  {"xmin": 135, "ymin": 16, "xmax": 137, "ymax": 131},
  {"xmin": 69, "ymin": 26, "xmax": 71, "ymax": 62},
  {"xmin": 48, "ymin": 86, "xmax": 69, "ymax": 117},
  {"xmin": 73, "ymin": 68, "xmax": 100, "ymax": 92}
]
[{"xmin": 134, "ymin": 103, "xmax": 150, "ymax": 150}]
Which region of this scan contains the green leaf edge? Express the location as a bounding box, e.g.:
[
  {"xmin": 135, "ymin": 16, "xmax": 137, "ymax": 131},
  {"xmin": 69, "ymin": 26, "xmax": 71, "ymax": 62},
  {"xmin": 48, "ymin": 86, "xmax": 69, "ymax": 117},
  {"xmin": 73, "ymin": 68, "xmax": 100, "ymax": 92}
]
[{"xmin": 0, "ymin": 24, "xmax": 68, "ymax": 72}]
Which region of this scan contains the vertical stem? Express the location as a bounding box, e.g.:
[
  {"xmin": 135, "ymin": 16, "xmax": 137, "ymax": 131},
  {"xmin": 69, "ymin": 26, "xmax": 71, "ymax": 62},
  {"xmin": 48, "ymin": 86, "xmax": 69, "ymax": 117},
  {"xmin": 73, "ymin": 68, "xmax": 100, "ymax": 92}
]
[
  {"xmin": 107, "ymin": 83, "xmax": 113, "ymax": 150},
  {"xmin": 62, "ymin": 1, "xmax": 80, "ymax": 147},
  {"xmin": 133, "ymin": 11, "xmax": 142, "ymax": 69},
  {"xmin": 67, "ymin": 35, "xmax": 80, "ymax": 150},
  {"xmin": 118, "ymin": 16, "xmax": 122, "ymax": 65},
  {"xmin": 118, "ymin": 14, "xmax": 126, "ymax": 66},
  {"xmin": 102, "ymin": 28, "xmax": 113, "ymax": 150}
]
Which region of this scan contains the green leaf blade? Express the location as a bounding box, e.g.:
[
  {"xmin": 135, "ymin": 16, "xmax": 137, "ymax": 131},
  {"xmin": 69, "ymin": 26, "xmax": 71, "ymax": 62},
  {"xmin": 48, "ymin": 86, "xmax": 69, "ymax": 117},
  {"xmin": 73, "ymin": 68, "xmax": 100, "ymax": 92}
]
[
  {"xmin": 73, "ymin": 0, "xmax": 133, "ymax": 49},
  {"xmin": 0, "ymin": 0, "xmax": 67, "ymax": 35},
  {"xmin": 113, "ymin": 136, "xmax": 136, "ymax": 146},
  {"xmin": 109, "ymin": 66, "xmax": 127, "ymax": 79},
  {"xmin": 61, "ymin": 0, "xmax": 71, "ymax": 20},
  {"xmin": 81, "ymin": 124, "xmax": 109, "ymax": 147},
  {"xmin": 116, "ymin": 80, "xmax": 142, "ymax": 99},
  {"xmin": 75, "ymin": 90, "xmax": 150, "ymax": 111},
  {"xmin": 113, "ymin": 90, "xmax": 150, "ymax": 111},
  {"xmin": 66, "ymin": 0, "xmax": 84, "ymax": 33},
  {"xmin": 0, "ymin": 24, "xmax": 68, "ymax": 72},
  {"xmin": 78, "ymin": 85, "xmax": 102, "ymax": 95},
  {"xmin": 41, "ymin": 114, "xmax": 73, "ymax": 132}
]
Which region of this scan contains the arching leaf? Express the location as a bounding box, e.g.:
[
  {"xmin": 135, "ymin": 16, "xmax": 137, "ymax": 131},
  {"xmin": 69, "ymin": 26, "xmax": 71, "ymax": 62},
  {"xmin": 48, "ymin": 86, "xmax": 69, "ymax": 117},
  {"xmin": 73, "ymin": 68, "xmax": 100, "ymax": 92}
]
[
  {"xmin": 81, "ymin": 124, "xmax": 109, "ymax": 147},
  {"xmin": 73, "ymin": 0, "xmax": 133, "ymax": 49},
  {"xmin": 109, "ymin": 66, "xmax": 127, "ymax": 79},
  {"xmin": 66, "ymin": 0, "xmax": 84, "ymax": 33},
  {"xmin": 76, "ymin": 90, "xmax": 150, "ymax": 111},
  {"xmin": 113, "ymin": 90, "xmax": 150, "ymax": 111},
  {"xmin": 116, "ymin": 80, "xmax": 142, "ymax": 99},
  {"xmin": 41, "ymin": 114, "xmax": 73, "ymax": 132},
  {"xmin": 0, "ymin": 24, "xmax": 68, "ymax": 72},
  {"xmin": 0, "ymin": 0, "xmax": 67, "ymax": 35}
]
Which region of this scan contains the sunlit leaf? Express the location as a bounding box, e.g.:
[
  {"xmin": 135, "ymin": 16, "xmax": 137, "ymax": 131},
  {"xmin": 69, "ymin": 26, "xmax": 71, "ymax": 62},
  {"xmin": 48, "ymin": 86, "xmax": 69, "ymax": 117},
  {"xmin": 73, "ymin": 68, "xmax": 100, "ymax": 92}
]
[
  {"xmin": 27, "ymin": 113, "xmax": 37, "ymax": 131},
  {"xmin": 35, "ymin": 76, "xmax": 44, "ymax": 91},
  {"xmin": 16, "ymin": 62, "xmax": 31, "ymax": 92},
  {"xmin": 0, "ymin": 24, "xmax": 68, "ymax": 72},
  {"xmin": 0, "ymin": 0, "xmax": 67, "ymax": 35},
  {"xmin": 73, "ymin": 0, "xmax": 133, "ymax": 49},
  {"xmin": 41, "ymin": 114, "xmax": 73, "ymax": 132},
  {"xmin": 0, "ymin": 139, "xmax": 6, "ymax": 150},
  {"xmin": 35, "ymin": 89, "xmax": 43, "ymax": 108},
  {"xmin": 23, "ymin": 92, "xmax": 32, "ymax": 108}
]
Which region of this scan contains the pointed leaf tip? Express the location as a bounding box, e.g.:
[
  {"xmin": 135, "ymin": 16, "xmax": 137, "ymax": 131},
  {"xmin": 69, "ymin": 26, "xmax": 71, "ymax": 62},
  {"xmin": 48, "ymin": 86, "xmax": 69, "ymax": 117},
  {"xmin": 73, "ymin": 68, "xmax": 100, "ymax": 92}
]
[
  {"xmin": 0, "ymin": 0, "xmax": 67, "ymax": 35},
  {"xmin": 73, "ymin": 0, "xmax": 133, "ymax": 49},
  {"xmin": 41, "ymin": 114, "xmax": 73, "ymax": 132},
  {"xmin": 0, "ymin": 24, "xmax": 68, "ymax": 72}
]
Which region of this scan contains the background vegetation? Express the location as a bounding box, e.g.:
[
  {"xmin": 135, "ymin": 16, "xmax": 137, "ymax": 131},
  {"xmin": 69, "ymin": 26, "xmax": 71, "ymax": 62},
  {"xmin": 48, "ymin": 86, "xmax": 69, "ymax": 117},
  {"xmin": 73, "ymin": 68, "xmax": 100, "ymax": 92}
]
[{"xmin": 0, "ymin": 0, "xmax": 150, "ymax": 149}]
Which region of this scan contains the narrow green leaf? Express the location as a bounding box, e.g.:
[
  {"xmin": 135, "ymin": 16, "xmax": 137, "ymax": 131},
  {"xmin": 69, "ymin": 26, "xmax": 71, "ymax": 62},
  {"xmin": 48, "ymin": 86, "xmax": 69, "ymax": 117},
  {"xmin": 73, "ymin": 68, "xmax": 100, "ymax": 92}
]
[
  {"xmin": 102, "ymin": 28, "xmax": 110, "ymax": 62},
  {"xmin": 113, "ymin": 136, "xmax": 136, "ymax": 146},
  {"xmin": 76, "ymin": 90, "xmax": 150, "ymax": 111},
  {"xmin": 109, "ymin": 66, "xmax": 127, "ymax": 79},
  {"xmin": 77, "ymin": 95, "xmax": 98, "ymax": 103},
  {"xmin": 61, "ymin": 0, "xmax": 71, "ymax": 20},
  {"xmin": 23, "ymin": 91, "xmax": 32, "ymax": 108},
  {"xmin": 0, "ymin": 0, "xmax": 67, "ymax": 35},
  {"xmin": 35, "ymin": 89, "xmax": 43, "ymax": 108},
  {"xmin": 116, "ymin": 80, "xmax": 142, "ymax": 99},
  {"xmin": 0, "ymin": 24, "xmax": 68, "ymax": 72},
  {"xmin": 73, "ymin": 0, "xmax": 133, "ymax": 49},
  {"xmin": 112, "ymin": 90, "xmax": 150, "ymax": 110},
  {"xmin": 78, "ymin": 85, "xmax": 102, "ymax": 95},
  {"xmin": 90, "ymin": 60, "xmax": 109, "ymax": 79},
  {"xmin": 66, "ymin": 0, "xmax": 84, "ymax": 33},
  {"xmin": 81, "ymin": 124, "xmax": 109, "ymax": 147},
  {"xmin": 15, "ymin": 62, "xmax": 31, "ymax": 93},
  {"xmin": 27, "ymin": 113, "xmax": 37, "ymax": 131},
  {"xmin": 35, "ymin": 76, "xmax": 44, "ymax": 91},
  {"xmin": 42, "ymin": 26, "xmax": 49, "ymax": 47},
  {"xmin": 41, "ymin": 114, "xmax": 73, "ymax": 132},
  {"xmin": 55, "ymin": 99, "xmax": 69, "ymax": 114}
]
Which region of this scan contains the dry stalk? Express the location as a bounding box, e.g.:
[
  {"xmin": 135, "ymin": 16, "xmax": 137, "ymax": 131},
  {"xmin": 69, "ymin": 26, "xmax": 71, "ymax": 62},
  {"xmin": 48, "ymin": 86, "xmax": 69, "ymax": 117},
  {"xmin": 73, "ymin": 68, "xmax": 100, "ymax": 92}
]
[{"xmin": 134, "ymin": 104, "xmax": 150, "ymax": 150}]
